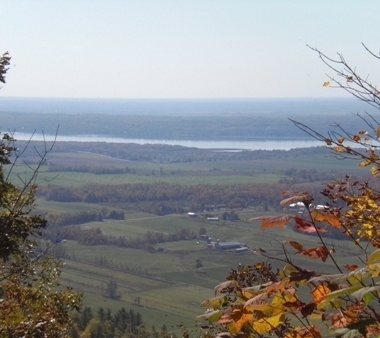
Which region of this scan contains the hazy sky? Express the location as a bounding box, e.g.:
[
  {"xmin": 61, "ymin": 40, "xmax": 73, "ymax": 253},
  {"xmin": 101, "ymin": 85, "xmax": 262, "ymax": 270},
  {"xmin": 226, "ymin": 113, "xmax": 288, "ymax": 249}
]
[{"xmin": 2, "ymin": 1, "xmax": 379, "ymax": 99}]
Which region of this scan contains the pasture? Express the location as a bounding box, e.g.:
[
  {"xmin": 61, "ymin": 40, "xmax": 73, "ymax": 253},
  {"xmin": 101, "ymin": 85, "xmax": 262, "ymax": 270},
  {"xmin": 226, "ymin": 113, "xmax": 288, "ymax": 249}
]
[{"xmin": 20, "ymin": 147, "xmax": 368, "ymax": 332}]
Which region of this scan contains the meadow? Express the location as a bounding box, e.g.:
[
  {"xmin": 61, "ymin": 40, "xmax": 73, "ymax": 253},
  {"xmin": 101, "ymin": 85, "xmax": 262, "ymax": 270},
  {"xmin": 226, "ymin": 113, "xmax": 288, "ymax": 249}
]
[{"xmin": 15, "ymin": 143, "xmax": 367, "ymax": 334}]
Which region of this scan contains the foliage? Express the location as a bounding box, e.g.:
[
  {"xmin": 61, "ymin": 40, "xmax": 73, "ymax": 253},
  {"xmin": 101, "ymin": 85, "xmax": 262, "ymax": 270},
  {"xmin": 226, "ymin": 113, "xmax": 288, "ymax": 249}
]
[
  {"xmin": 197, "ymin": 46, "xmax": 380, "ymax": 337},
  {"xmin": 0, "ymin": 52, "xmax": 82, "ymax": 337},
  {"xmin": 71, "ymin": 306, "xmax": 148, "ymax": 337}
]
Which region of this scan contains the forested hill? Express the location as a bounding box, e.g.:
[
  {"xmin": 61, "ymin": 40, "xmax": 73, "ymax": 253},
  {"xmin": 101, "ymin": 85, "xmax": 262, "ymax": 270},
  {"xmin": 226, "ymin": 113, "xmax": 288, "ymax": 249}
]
[{"xmin": 0, "ymin": 110, "xmax": 365, "ymax": 141}]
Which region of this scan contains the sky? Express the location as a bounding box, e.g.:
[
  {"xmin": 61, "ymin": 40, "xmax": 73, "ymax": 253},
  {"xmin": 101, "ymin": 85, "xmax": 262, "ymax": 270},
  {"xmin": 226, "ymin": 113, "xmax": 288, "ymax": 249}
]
[{"xmin": 1, "ymin": 1, "xmax": 380, "ymax": 99}]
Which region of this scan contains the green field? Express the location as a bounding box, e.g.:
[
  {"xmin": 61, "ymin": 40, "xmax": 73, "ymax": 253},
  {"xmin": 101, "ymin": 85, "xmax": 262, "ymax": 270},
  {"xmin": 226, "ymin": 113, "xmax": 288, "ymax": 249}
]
[{"xmin": 18, "ymin": 147, "xmax": 368, "ymax": 334}]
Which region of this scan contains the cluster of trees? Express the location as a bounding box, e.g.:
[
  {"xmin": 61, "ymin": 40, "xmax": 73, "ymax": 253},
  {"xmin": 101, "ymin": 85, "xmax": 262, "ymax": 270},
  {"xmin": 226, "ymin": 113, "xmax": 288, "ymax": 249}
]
[
  {"xmin": 71, "ymin": 306, "xmax": 149, "ymax": 337},
  {"xmin": 0, "ymin": 52, "xmax": 83, "ymax": 336}
]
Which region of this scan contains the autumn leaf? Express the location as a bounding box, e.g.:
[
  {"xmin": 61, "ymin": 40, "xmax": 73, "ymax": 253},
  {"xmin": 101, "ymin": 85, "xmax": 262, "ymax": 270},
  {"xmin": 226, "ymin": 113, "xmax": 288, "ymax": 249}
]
[
  {"xmin": 290, "ymin": 241, "xmax": 330, "ymax": 262},
  {"xmin": 346, "ymin": 75, "xmax": 354, "ymax": 82},
  {"xmin": 352, "ymin": 134, "xmax": 361, "ymax": 142},
  {"xmin": 323, "ymin": 81, "xmax": 330, "ymax": 87},
  {"xmin": 302, "ymin": 246, "xmax": 330, "ymax": 262},
  {"xmin": 289, "ymin": 241, "xmax": 304, "ymax": 252},
  {"xmin": 219, "ymin": 308, "xmax": 253, "ymax": 333},
  {"xmin": 251, "ymin": 313, "xmax": 285, "ymax": 334},
  {"xmin": 367, "ymin": 248, "xmax": 380, "ymax": 265},
  {"xmin": 312, "ymin": 284, "xmax": 331, "ymax": 303},
  {"xmin": 343, "ymin": 264, "xmax": 358, "ymax": 271},
  {"xmin": 285, "ymin": 325, "xmax": 321, "ymax": 338},
  {"xmin": 294, "ymin": 216, "xmax": 328, "ymax": 233},
  {"xmin": 250, "ymin": 215, "xmax": 291, "ymax": 228},
  {"xmin": 377, "ymin": 125, "xmax": 380, "ymax": 139},
  {"xmin": 311, "ymin": 210, "xmax": 341, "ymax": 228},
  {"xmin": 202, "ymin": 295, "xmax": 227, "ymax": 309}
]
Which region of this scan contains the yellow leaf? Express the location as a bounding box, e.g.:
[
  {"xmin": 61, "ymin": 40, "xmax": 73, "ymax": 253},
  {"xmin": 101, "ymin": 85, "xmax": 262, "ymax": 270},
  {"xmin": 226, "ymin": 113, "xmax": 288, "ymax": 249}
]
[
  {"xmin": 368, "ymin": 249, "xmax": 380, "ymax": 265},
  {"xmin": 323, "ymin": 81, "xmax": 330, "ymax": 87},
  {"xmin": 371, "ymin": 166, "xmax": 380, "ymax": 177},
  {"xmin": 251, "ymin": 313, "xmax": 285, "ymax": 334},
  {"xmin": 201, "ymin": 295, "xmax": 226, "ymax": 309},
  {"xmin": 359, "ymin": 159, "xmax": 372, "ymax": 167},
  {"xmin": 368, "ymin": 263, "xmax": 380, "ymax": 278},
  {"xmin": 377, "ymin": 125, "xmax": 380, "ymax": 138}
]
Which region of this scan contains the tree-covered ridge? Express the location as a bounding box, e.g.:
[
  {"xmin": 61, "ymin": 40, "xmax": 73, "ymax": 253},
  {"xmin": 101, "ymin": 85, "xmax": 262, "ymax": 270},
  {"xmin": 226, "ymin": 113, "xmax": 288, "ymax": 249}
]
[{"xmin": 0, "ymin": 110, "xmax": 363, "ymax": 141}]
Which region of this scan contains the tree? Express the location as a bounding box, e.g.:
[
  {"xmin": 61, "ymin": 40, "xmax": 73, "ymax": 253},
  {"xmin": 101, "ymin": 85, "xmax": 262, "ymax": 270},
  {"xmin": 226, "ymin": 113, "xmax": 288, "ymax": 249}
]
[
  {"xmin": 195, "ymin": 258, "xmax": 203, "ymax": 272},
  {"xmin": 0, "ymin": 52, "xmax": 82, "ymax": 337},
  {"xmin": 104, "ymin": 279, "xmax": 120, "ymax": 299},
  {"xmin": 197, "ymin": 45, "xmax": 380, "ymax": 337}
]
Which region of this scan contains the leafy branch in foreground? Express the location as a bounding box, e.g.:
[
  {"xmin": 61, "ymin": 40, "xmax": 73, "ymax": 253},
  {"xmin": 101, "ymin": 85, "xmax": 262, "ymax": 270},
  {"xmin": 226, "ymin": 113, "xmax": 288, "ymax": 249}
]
[
  {"xmin": 0, "ymin": 52, "xmax": 82, "ymax": 337},
  {"xmin": 197, "ymin": 45, "xmax": 380, "ymax": 338}
]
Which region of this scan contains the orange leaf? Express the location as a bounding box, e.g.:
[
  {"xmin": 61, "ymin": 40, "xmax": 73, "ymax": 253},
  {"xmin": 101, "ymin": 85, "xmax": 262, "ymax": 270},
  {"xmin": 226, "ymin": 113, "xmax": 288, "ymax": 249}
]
[
  {"xmin": 301, "ymin": 246, "xmax": 330, "ymax": 262},
  {"xmin": 218, "ymin": 308, "xmax": 252, "ymax": 333},
  {"xmin": 377, "ymin": 125, "xmax": 380, "ymax": 139},
  {"xmin": 310, "ymin": 210, "xmax": 341, "ymax": 228},
  {"xmin": 343, "ymin": 264, "xmax": 358, "ymax": 271},
  {"xmin": 250, "ymin": 215, "xmax": 291, "ymax": 228},
  {"xmin": 285, "ymin": 325, "xmax": 321, "ymax": 338},
  {"xmin": 312, "ymin": 284, "xmax": 331, "ymax": 303},
  {"xmin": 289, "ymin": 241, "xmax": 304, "ymax": 252},
  {"xmin": 352, "ymin": 134, "xmax": 361, "ymax": 142},
  {"xmin": 294, "ymin": 216, "xmax": 328, "ymax": 233}
]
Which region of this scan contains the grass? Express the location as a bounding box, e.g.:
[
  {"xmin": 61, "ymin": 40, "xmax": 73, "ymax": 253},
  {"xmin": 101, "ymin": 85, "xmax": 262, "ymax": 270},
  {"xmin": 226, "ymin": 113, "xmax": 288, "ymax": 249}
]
[
  {"xmin": 53, "ymin": 207, "xmax": 364, "ymax": 332},
  {"xmin": 13, "ymin": 149, "xmax": 369, "ymax": 333}
]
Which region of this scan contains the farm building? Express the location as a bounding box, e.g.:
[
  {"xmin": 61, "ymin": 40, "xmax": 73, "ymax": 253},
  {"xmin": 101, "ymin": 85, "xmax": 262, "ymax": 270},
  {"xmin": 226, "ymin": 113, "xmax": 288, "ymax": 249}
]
[{"xmin": 215, "ymin": 241, "xmax": 246, "ymax": 250}]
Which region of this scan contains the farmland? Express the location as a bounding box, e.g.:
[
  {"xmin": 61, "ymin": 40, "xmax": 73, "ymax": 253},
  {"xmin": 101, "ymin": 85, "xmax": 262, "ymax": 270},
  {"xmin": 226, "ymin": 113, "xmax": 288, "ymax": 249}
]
[{"xmin": 13, "ymin": 141, "xmax": 367, "ymax": 334}]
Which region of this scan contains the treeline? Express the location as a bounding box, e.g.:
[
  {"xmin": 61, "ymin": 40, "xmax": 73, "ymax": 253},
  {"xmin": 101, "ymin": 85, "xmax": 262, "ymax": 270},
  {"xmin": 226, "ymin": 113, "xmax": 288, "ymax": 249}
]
[
  {"xmin": 15, "ymin": 139, "xmax": 330, "ymax": 163},
  {"xmin": 37, "ymin": 182, "xmax": 290, "ymax": 209},
  {"xmin": 44, "ymin": 210, "xmax": 124, "ymax": 227},
  {"xmin": 46, "ymin": 226, "xmax": 197, "ymax": 248},
  {"xmin": 47, "ymin": 163, "xmax": 135, "ymax": 175}
]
